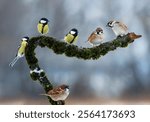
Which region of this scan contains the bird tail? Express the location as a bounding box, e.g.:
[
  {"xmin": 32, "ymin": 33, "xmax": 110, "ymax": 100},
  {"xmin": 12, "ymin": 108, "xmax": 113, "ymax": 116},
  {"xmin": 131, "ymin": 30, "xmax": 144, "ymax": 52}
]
[{"xmin": 9, "ymin": 56, "xmax": 19, "ymax": 67}]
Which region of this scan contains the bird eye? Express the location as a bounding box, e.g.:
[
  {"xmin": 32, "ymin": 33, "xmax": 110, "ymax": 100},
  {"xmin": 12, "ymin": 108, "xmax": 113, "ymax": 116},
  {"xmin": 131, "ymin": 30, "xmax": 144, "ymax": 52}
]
[
  {"xmin": 96, "ymin": 32, "xmax": 99, "ymax": 35},
  {"xmin": 107, "ymin": 22, "xmax": 113, "ymax": 27}
]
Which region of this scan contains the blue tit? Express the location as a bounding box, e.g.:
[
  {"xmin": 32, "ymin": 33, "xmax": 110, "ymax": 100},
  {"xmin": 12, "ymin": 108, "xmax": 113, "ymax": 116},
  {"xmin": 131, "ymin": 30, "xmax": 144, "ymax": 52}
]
[
  {"xmin": 9, "ymin": 37, "xmax": 29, "ymax": 67},
  {"xmin": 37, "ymin": 18, "xmax": 49, "ymax": 35},
  {"xmin": 64, "ymin": 28, "xmax": 78, "ymax": 44}
]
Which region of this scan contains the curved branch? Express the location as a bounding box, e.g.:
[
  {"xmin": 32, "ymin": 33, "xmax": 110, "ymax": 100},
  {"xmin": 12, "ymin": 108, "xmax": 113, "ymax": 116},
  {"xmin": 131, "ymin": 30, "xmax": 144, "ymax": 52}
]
[{"xmin": 25, "ymin": 32, "xmax": 141, "ymax": 105}]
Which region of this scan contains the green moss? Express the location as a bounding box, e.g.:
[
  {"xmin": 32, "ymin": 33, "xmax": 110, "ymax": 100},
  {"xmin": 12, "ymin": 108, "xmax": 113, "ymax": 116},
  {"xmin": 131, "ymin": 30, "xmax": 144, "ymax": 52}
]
[
  {"xmin": 40, "ymin": 71, "xmax": 45, "ymax": 77},
  {"xmin": 24, "ymin": 33, "xmax": 138, "ymax": 105},
  {"xmin": 30, "ymin": 73, "xmax": 38, "ymax": 81}
]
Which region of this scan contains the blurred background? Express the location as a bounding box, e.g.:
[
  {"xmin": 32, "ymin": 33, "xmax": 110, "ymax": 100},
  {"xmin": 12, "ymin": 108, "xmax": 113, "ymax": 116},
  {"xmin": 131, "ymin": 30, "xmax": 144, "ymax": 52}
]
[{"xmin": 0, "ymin": 0, "xmax": 150, "ymax": 104}]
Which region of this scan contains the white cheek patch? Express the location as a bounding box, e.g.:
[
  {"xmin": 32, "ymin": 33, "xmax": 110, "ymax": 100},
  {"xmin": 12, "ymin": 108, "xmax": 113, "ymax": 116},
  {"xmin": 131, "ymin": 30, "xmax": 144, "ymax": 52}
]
[
  {"xmin": 65, "ymin": 88, "xmax": 69, "ymax": 92},
  {"xmin": 40, "ymin": 20, "xmax": 46, "ymax": 24},
  {"xmin": 22, "ymin": 38, "xmax": 27, "ymax": 41},
  {"xmin": 112, "ymin": 21, "xmax": 116, "ymax": 26},
  {"xmin": 70, "ymin": 31, "xmax": 76, "ymax": 35},
  {"xmin": 109, "ymin": 23, "xmax": 113, "ymax": 27}
]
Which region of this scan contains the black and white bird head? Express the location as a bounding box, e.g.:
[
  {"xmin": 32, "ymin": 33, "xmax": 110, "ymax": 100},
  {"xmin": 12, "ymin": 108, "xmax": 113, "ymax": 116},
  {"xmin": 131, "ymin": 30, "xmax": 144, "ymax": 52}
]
[
  {"xmin": 106, "ymin": 20, "xmax": 116, "ymax": 28},
  {"xmin": 39, "ymin": 18, "xmax": 49, "ymax": 24},
  {"xmin": 22, "ymin": 36, "xmax": 29, "ymax": 42},
  {"xmin": 95, "ymin": 27, "xmax": 104, "ymax": 35},
  {"xmin": 69, "ymin": 28, "xmax": 78, "ymax": 36}
]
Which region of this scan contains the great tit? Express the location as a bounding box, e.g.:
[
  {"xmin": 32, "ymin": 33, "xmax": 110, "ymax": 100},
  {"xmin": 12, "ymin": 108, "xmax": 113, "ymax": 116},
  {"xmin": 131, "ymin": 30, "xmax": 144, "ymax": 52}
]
[
  {"xmin": 9, "ymin": 37, "xmax": 29, "ymax": 67},
  {"xmin": 64, "ymin": 28, "xmax": 78, "ymax": 44},
  {"xmin": 37, "ymin": 18, "xmax": 49, "ymax": 35}
]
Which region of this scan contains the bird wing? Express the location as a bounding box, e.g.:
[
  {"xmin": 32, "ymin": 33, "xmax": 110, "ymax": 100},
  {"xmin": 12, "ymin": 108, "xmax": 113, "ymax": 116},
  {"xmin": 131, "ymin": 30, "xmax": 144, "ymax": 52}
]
[
  {"xmin": 18, "ymin": 41, "xmax": 28, "ymax": 56},
  {"xmin": 43, "ymin": 24, "xmax": 49, "ymax": 34},
  {"xmin": 15, "ymin": 44, "xmax": 21, "ymax": 56},
  {"xmin": 64, "ymin": 34, "xmax": 75, "ymax": 44},
  {"xmin": 48, "ymin": 87, "xmax": 64, "ymax": 95},
  {"xmin": 88, "ymin": 32, "xmax": 97, "ymax": 42},
  {"xmin": 37, "ymin": 23, "xmax": 44, "ymax": 34},
  {"xmin": 118, "ymin": 22, "xmax": 128, "ymax": 31}
]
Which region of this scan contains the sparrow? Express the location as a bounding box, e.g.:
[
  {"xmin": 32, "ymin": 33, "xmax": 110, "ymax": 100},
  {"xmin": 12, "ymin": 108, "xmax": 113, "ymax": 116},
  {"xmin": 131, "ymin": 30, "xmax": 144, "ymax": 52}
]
[
  {"xmin": 37, "ymin": 18, "xmax": 49, "ymax": 35},
  {"xmin": 41, "ymin": 84, "xmax": 69, "ymax": 101},
  {"xmin": 87, "ymin": 27, "xmax": 104, "ymax": 46},
  {"xmin": 9, "ymin": 37, "xmax": 29, "ymax": 67},
  {"xmin": 64, "ymin": 28, "xmax": 78, "ymax": 44},
  {"xmin": 106, "ymin": 20, "xmax": 128, "ymax": 37}
]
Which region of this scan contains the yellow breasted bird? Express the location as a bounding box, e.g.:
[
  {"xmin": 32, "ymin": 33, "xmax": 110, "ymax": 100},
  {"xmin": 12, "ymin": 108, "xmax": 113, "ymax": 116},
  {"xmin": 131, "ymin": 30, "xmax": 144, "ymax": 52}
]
[
  {"xmin": 9, "ymin": 37, "xmax": 29, "ymax": 67},
  {"xmin": 64, "ymin": 28, "xmax": 78, "ymax": 44},
  {"xmin": 37, "ymin": 18, "xmax": 49, "ymax": 35}
]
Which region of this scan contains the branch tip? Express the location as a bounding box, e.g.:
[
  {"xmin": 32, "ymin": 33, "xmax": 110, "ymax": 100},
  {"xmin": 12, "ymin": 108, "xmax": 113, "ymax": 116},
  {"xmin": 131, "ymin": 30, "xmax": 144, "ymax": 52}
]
[{"xmin": 128, "ymin": 32, "xmax": 142, "ymax": 40}]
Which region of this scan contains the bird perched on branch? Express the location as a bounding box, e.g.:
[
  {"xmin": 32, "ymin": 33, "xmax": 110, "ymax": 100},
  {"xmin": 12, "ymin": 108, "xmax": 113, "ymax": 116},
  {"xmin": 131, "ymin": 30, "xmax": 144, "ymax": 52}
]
[
  {"xmin": 41, "ymin": 84, "xmax": 70, "ymax": 101},
  {"xmin": 106, "ymin": 20, "xmax": 128, "ymax": 37},
  {"xmin": 64, "ymin": 28, "xmax": 78, "ymax": 44},
  {"xmin": 87, "ymin": 27, "xmax": 104, "ymax": 46},
  {"xmin": 37, "ymin": 18, "xmax": 49, "ymax": 35},
  {"xmin": 9, "ymin": 37, "xmax": 29, "ymax": 67}
]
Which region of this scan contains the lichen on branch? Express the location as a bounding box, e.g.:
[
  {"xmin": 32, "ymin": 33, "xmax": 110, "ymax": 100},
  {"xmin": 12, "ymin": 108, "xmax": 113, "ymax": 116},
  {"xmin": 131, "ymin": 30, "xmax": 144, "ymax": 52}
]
[{"xmin": 24, "ymin": 32, "xmax": 141, "ymax": 105}]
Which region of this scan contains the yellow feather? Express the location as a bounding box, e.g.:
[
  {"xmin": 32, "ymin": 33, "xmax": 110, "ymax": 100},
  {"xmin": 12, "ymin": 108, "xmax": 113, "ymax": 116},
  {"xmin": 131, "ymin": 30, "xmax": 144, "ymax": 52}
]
[
  {"xmin": 18, "ymin": 40, "xmax": 28, "ymax": 55},
  {"xmin": 37, "ymin": 23, "xmax": 49, "ymax": 35},
  {"xmin": 64, "ymin": 34, "xmax": 78, "ymax": 44},
  {"xmin": 37, "ymin": 23, "xmax": 43, "ymax": 34},
  {"xmin": 43, "ymin": 24, "xmax": 49, "ymax": 34}
]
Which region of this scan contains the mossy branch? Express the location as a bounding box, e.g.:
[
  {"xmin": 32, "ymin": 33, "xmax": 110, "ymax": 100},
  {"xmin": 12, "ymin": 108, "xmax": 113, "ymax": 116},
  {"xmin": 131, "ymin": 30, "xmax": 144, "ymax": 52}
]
[{"xmin": 25, "ymin": 32, "xmax": 141, "ymax": 105}]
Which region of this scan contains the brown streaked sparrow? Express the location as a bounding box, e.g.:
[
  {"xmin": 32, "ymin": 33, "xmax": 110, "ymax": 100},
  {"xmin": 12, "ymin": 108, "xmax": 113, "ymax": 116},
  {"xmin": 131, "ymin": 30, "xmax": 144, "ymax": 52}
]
[
  {"xmin": 41, "ymin": 84, "xmax": 69, "ymax": 101},
  {"xmin": 87, "ymin": 27, "xmax": 104, "ymax": 46},
  {"xmin": 106, "ymin": 20, "xmax": 128, "ymax": 37}
]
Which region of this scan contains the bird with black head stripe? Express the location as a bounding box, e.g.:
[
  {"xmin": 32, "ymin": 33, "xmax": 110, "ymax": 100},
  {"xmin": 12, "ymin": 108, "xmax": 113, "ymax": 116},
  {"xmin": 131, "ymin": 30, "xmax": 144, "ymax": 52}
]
[
  {"xmin": 64, "ymin": 28, "xmax": 78, "ymax": 44},
  {"xmin": 37, "ymin": 18, "xmax": 49, "ymax": 35}
]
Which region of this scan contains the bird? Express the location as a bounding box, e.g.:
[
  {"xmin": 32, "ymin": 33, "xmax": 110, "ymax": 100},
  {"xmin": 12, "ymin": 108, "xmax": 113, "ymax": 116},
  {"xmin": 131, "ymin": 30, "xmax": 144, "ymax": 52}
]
[
  {"xmin": 64, "ymin": 28, "xmax": 78, "ymax": 44},
  {"xmin": 9, "ymin": 37, "xmax": 29, "ymax": 67},
  {"xmin": 106, "ymin": 20, "xmax": 128, "ymax": 37},
  {"xmin": 87, "ymin": 27, "xmax": 104, "ymax": 46},
  {"xmin": 37, "ymin": 18, "xmax": 49, "ymax": 35},
  {"xmin": 41, "ymin": 84, "xmax": 70, "ymax": 101}
]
